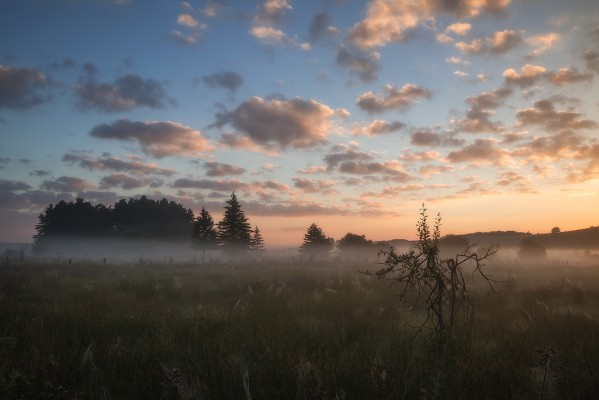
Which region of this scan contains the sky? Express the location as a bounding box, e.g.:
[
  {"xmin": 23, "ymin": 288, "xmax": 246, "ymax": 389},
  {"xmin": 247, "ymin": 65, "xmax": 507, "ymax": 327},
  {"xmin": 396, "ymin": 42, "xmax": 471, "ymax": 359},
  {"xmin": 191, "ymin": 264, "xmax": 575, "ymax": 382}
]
[{"xmin": 1, "ymin": 0, "xmax": 598, "ymax": 248}]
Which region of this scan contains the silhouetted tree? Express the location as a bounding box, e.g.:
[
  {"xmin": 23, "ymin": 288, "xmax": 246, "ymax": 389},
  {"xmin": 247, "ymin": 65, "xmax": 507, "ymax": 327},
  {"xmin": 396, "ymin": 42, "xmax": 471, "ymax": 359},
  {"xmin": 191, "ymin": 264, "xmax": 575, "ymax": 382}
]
[
  {"xmin": 250, "ymin": 225, "xmax": 265, "ymax": 252},
  {"xmin": 370, "ymin": 204, "xmax": 497, "ymax": 347},
  {"xmin": 111, "ymin": 196, "xmax": 193, "ymax": 239},
  {"xmin": 337, "ymin": 232, "xmax": 372, "ymax": 248},
  {"xmin": 551, "ymin": 227, "xmax": 561, "ymax": 234},
  {"xmin": 33, "ymin": 198, "xmax": 113, "ymax": 252},
  {"xmin": 518, "ymin": 238, "xmax": 547, "ymax": 259},
  {"xmin": 192, "ymin": 207, "xmax": 218, "ymax": 250},
  {"xmin": 217, "ymin": 192, "xmax": 252, "ymax": 252},
  {"xmin": 299, "ymin": 223, "xmax": 333, "ymax": 255},
  {"xmin": 33, "ymin": 196, "xmax": 194, "ymax": 253}
]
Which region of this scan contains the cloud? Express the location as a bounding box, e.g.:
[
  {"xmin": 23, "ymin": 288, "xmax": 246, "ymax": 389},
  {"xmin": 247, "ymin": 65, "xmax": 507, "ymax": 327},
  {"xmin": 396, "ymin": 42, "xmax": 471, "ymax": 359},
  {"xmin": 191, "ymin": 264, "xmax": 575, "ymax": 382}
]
[
  {"xmin": 171, "ymin": 30, "xmax": 203, "ymax": 45},
  {"xmin": 89, "ymin": 119, "xmax": 214, "ymax": 158},
  {"xmin": 361, "ymin": 184, "xmax": 425, "ymax": 198},
  {"xmin": 172, "ymin": 178, "xmax": 248, "ymax": 192},
  {"xmin": 445, "ymin": 56, "xmax": 469, "ymax": 65},
  {"xmin": 204, "ymin": 161, "xmax": 246, "ymax": 176},
  {"xmin": 242, "ymin": 199, "xmax": 352, "ymax": 217},
  {"xmin": 446, "ymin": 139, "xmax": 509, "ymax": 165},
  {"xmin": 410, "ymin": 129, "xmax": 464, "ymax": 147},
  {"xmin": 75, "ymin": 73, "xmax": 168, "ymax": 112},
  {"xmin": 336, "ymin": 45, "xmax": 380, "ymax": 82},
  {"xmin": 202, "ymin": 71, "xmax": 243, "ymax": 93},
  {"xmin": 177, "ymin": 14, "xmax": 201, "ymax": 28},
  {"xmin": 254, "ymin": 0, "xmax": 291, "ymax": 26},
  {"xmin": 62, "ymin": 153, "xmax": 174, "ymax": 175},
  {"xmin": 323, "ymin": 143, "xmax": 373, "ymax": 170},
  {"xmin": 41, "ymin": 176, "xmax": 95, "ymax": 192},
  {"xmin": 356, "ymin": 83, "xmax": 431, "ymax": 114},
  {"xmin": 349, "ymin": 0, "xmax": 511, "ymax": 49},
  {"xmin": 456, "ymin": 30, "xmax": 524, "ymax": 55},
  {"xmin": 516, "ymin": 100, "xmax": 597, "ymax": 132},
  {"xmin": 466, "ymin": 87, "xmax": 512, "ymax": 110},
  {"xmin": 218, "ymin": 132, "xmax": 277, "ymax": 154},
  {"xmin": 338, "ymin": 160, "xmax": 412, "ymax": 182},
  {"xmin": 0, "ymin": 65, "xmax": 52, "ymax": 110},
  {"xmin": 546, "ymin": 68, "xmax": 592, "ymax": 86},
  {"xmin": 496, "ymin": 171, "xmax": 528, "ymax": 186},
  {"xmin": 456, "ymin": 87, "xmax": 513, "ymax": 133},
  {"xmin": 214, "ymin": 96, "xmax": 336, "ymax": 150},
  {"xmin": 0, "ymin": 180, "xmax": 32, "ymax": 191},
  {"xmin": 446, "ymin": 22, "xmax": 472, "ymax": 36},
  {"xmin": 293, "ymin": 178, "xmax": 337, "ymax": 194},
  {"xmin": 584, "ymin": 50, "xmax": 599, "ymax": 73},
  {"xmin": 309, "ymin": 12, "xmax": 333, "ymax": 42},
  {"xmin": 99, "ymin": 173, "xmax": 159, "ymax": 190},
  {"xmin": 253, "ymin": 179, "xmax": 289, "ymax": 192},
  {"xmin": 512, "ymin": 130, "xmax": 585, "ymax": 160},
  {"xmin": 29, "ymin": 170, "xmax": 52, "ymax": 177},
  {"xmin": 352, "ymin": 120, "xmax": 405, "ymax": 136},
  {"xmin": 418, "ymin": 164, "xmax": 454, "ymax": 177},
  {"xmin": 503, "ymin": 64, "xmax": 546, "ymax": 87},
  {"xmin": 399, "ymin": 149, "xmax": 440, "ymax": 162},
  {"xmin": 250, "ymin": 0, "xmax": 294, "ymax": 45},
  {"xmin": 526, "ymin": 32, "xmax": 559, "ymax": 57}
]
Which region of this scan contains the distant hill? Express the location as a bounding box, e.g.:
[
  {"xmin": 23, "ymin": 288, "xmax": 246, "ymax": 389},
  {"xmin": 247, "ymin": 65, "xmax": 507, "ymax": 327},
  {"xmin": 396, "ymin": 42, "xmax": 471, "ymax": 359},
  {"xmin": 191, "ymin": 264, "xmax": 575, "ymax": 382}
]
[
  {"xmin": 457, "ymin": 227, "xmax": 599, "ymax": 250},
  {"xmin": 379, "ymin": 227, "xmax": 599, "ymax": 250}
]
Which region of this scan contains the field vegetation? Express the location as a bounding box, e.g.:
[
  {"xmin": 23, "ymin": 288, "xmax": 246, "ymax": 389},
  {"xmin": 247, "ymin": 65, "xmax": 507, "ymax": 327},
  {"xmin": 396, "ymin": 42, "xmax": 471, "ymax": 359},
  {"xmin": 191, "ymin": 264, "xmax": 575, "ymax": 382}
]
[{"xmin": 1, "ymin": 252, "xmax": 599, "ymax": 399}]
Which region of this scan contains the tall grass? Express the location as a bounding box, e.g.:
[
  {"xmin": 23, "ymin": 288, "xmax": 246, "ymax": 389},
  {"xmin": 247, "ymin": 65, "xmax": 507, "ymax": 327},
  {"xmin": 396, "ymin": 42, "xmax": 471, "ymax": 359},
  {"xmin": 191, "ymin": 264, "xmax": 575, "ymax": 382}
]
[{"xmin": 1, "ymin": 258, "xmax": 599, "ymax": 399}]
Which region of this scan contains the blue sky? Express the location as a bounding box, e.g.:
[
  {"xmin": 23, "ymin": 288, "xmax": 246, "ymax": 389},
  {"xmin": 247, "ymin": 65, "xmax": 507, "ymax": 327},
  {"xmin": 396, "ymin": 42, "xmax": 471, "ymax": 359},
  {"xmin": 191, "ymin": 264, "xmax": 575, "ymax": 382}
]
[{"xmin": 1, "ymin": 0, "xmax": 598, "ymax": 247}]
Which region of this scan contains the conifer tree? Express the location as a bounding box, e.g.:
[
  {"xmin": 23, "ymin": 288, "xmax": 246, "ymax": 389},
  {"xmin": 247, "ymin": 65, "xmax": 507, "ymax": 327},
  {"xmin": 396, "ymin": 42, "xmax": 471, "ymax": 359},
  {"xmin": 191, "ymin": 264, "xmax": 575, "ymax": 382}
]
[
  {"xmin": 217, "ymin": 192, "xmax": 252, "ymax": 252},
  {"xmin": 192, "ymin": 207, "xmax": 218, "ymax": 250},
  {"xmin": 250, "ymin": 225, "xmax": 265, "ymax": 252},
  {"xmin": 299, "ymin": 223, "xmax": 333, "ymax": 254}
]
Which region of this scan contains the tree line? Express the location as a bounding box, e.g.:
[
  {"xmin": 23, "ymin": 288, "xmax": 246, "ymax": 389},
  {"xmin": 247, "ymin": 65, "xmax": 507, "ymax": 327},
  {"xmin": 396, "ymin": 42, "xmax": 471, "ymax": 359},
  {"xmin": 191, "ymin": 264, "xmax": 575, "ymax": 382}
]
[{"xmin": 33, "ymin": 193, "xmax": 264, "ymax": 254}]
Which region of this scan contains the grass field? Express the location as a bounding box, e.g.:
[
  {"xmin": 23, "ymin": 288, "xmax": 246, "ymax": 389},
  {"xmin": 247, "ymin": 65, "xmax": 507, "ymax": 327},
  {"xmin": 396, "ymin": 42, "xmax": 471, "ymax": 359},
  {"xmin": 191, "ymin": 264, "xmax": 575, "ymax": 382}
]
[{"xmin": 1, "ymin": 254, "xmax": 599, "ymax": 399}]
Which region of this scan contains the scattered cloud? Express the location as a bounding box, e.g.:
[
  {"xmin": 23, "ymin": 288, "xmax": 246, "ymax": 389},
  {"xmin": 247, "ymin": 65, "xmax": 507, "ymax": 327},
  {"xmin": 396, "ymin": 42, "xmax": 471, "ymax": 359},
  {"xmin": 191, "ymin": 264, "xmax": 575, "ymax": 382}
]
[
  {"xmin": 75, "ymin": 71, "xmax": 168, "ymax": 112},
  {"xmin": 202, "ymin": 71, "xmax": 243, "ymax": 93},
  {"xmin": 0, "ymin": 179, "xmax": 32, "ymax": 191},
  {"xmin": 89, "ymin": 119, "xmax": 214, "ymax": 158},
  {"xmin": 352, "ymin": 120, "xmax": 405, "ymax": 136},
  {"xmin": 526, "ymin": 32, "xmax": 559, "ymax": 57},
  {"xmin": 410, "ymin": 129, "xmax": 465, "ymax": 147},
  {"xmin": 173, "ymin": 178, "xmax": 248, "ymax": 192},
  {"xmin": 0, "ymin": 65, "xmax": 52, "ymax": 110},
  {"xmin": 516, "ymin": 100, "xmax": 597, "ymax": 132},
  {"xmin": 336, "ymin": 45, "xmax": 380, "ymax": 82},
  {"xmin": 446, "ymin": 22, "xmax": 472, "ymax": 36},
  {"xmin": 293, "ymin": 177, "xmax": 337, "ymax": 194},
  {"xmin": 349, "ymin": 0, "xmax": 511, "ymax": 49},
  {"xmin": 41, "ymin": 176, "xmax": 95, "ymax": 192},
  {"xmin": 309, "ymin": 12, "xmax": 333, "ymax": 42},
  {"xmin": 357, "ymin": 83, "xmax": 431, "ymax": 114},
  {"xmin": 62, "ymin": 153, "xmax": 175, "ymax": 175},
  {"xmin": 204, "ymin": 161, "xmax": 246, "ymax": 176},
  {"xmin": 214, "ymin": 96, "xmax": 336, "ymax": 150},
  {"xmin": 456, "ymin": 30, "xmax": 524, "ymax": 55},
  {"xmin": 99, "ymin": 173, "xmax": 160, "ymax": 190},
  {"xmin": 446, "ymin": 139, "xmax": 510, "ymax": 165}
]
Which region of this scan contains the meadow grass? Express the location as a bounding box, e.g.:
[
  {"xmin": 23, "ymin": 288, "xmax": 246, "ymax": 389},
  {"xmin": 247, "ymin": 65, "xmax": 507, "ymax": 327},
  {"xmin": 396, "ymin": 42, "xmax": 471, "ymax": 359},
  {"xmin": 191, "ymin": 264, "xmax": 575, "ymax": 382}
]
[{"xmin": 1, "ymin": 257, "xmax": 599, "ymax": 399}]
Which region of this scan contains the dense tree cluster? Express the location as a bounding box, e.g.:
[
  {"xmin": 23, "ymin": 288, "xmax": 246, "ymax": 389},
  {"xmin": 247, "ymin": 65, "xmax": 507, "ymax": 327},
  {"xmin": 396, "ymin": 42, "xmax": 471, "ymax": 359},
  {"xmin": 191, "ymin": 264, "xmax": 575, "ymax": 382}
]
[
  {"xmin": 33, "ymin": 196, "xmax": 194, "ymax": 251},
  {"xmin": 34, "ymin": 192, "xmax": 265, "ymax": 254}
]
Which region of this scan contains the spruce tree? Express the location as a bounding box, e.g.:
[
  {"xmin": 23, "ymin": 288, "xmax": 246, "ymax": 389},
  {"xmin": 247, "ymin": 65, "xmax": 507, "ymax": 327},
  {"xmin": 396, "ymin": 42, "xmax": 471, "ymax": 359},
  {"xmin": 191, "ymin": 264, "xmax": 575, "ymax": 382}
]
[
  {"xmin": 217, "ymin": 192, "xmax": 252, "ymax": 252},
  {"xmin": 299, "ymin": 223, "xmax": 333, "ymax": 255},
  {"xmin": 250, "ymin": 225, "xmax": 265, "ymax": 252},
  {"xmin": 192, "ymin": 207, "xmax": 218, "ymax": 250}
]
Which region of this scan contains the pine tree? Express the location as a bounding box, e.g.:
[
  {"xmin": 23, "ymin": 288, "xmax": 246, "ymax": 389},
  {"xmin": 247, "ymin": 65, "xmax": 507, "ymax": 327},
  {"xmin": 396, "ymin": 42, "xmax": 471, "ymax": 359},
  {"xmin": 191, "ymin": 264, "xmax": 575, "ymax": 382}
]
[
  {"xmin": 299, "ymin": 223, "xmax": 333, "ymax": 255},
  {"xmin": 192, "ymin": 207, "xmax": 218, "ymax": 250},
  {"xmin": 217, "ymin": 192, "xmax": 252, "ymax": 252},
  {"xmin": 250, "ymin": 225, "xmax": 265, "ymax": 252}
]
